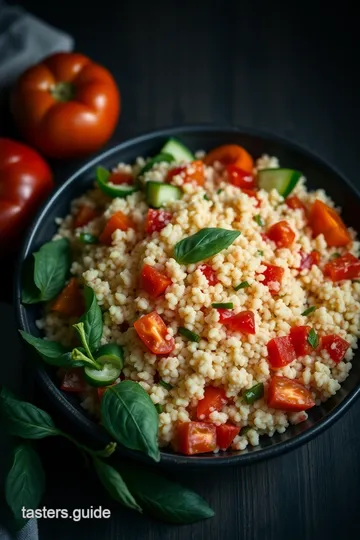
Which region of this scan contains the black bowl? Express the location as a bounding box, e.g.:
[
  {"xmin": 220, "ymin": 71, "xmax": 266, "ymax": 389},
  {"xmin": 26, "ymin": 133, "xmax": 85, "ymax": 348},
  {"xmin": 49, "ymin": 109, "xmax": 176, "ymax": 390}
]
[{"xmin": 15, "ymin": 125, "xmax": 360, "ymax": 467}]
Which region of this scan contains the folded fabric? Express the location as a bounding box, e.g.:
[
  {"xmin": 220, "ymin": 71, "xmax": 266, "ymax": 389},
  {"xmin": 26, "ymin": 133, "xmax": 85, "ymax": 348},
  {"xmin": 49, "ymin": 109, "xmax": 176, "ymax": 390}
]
[{"xmin": 0, "ymin": 0, "xmax": 74, "ymax": 87}]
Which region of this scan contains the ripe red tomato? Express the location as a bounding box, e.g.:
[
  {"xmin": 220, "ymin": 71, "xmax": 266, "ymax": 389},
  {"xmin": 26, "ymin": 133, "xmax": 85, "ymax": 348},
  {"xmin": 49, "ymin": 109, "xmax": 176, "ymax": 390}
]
[
  {"xmin": 73, "ymin": 205, "xmax": 99, "ymax": 228},
  {"xmin": 267, "ymin": 376, "xmax": 315, "ymax": 411},
  {"xmin": 321, "ymin": 334, "xmax": 350, "ymax": 363},
  {"xmin": 108, "ymin": 171, "xmax": 133, "ymax": 185},
  {"xmin": 0, "ymin": 138, "xmax": 53, "ymax": 254},
  {"xmin": 51, "ymin": 278, "xmax": 85, "ymax": 318},
  {"xmin": 60, "ymin": 368, "xmax": 87, "ymax": 393},
  {"xmin": 260, "ymin": 264, "xmax": 284, "ymax": 294},
  {"xmin": 299, "ymin": 250, "xmax": 320, "ymax": 270},
  {"xmin": 198, "ymin": 263, "xmax": 219, "ymax": 286},
  {"xmin": 134, "ymin": 311, "xmax": 175, "ymax": 355},
  {"xmin": 145, "ymin": 209, "xmax": 172, "ymax": 234},
  {"xmin": 289, "ymin": 326, "xmax": 313, "ymax": 357},
  {"xmin": 266, "ymin": 221, "xmax": 296, "ymax": 248},
  {"xmin": 218, "ymin": 310, "xmax": 256, "ymax": 334},
  {"xmin": 324, "ymin": 253, "xmax": 360, "ymax": 281},
  {"xmin": 226, "ymin": 165, "xmax": 255, "ymax": 189},
  {"xmin": 267, "ymin": 336, "xmax": 296, "ymax": 368},
  {"xmin": 11, "ymin": 52, "xmax": 120, "ymax": 159},
  {"xmin": 196, "ymin": 386, "xmax": 227, "ymax": 420},
  {"xmin": 216, "ymin": 424, "xmax": 240, "ymax": 450},
  {"xmin": 166, "ymin": 161, "xmax": 205, "ymax": 186},
  {"xmin": 286, "ymin": 196, "xmax": 307, "ymax": 212},
  {"xmin": 175, "ymin": 421, "xmax": 217, "ymax": 455},
  {"xmin": 141, "ymin": 264, "xmax": 172, "ymax": 298}
]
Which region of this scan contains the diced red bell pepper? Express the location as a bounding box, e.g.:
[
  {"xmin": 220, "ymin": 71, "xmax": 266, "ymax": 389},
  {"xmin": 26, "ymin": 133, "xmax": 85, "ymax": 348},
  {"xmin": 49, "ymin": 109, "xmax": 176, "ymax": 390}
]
[
  {"xmin": 299, "ymin": 250, "xmax": 320, "ymax": 270},
  {"xmin": 261, "ymin": 264, "xmax": 284, "ymax": 294},
  {"xmin": 266, "ymin": 221, "xmax": 296, "ymax": 248},
  {"xmin": 218, "ymin": 309, "xmax": 256, "ymax": 334},
  {"xmin": 197, "ymin": 386, "xmax": 227, "ymax": 420},
  {"xmin": 145, "ymin": 208, "xmax": 172, "ymax": 234},
  {"xmin": 226, "ymin": 165, "xmax": 255, "ymax": 189},
  {"xmin": 74, "ymin": 205, "xmax": 98, "ymax": 228},
  {"xmin": 134, "ymin": 311, "xmax": 175, "ymax": 355},
  {"xmin": 99, "ymin": 211, "xmax": 133, "ymax": 245},
  {"xmin": 108, "ymin": 171, "xmax": 133, "ymax": 185},
  {"xmin": 321, "ymin": 334, "xmax": 350, "ymax": 363},
  {"xmin": 267, "ymin": 376, "xmax": 315, "ymax": 411},
  {"xmin": 286, "ymin": 196, "xmax": 307, "ymax": 212},
  {"xmin": 267, "ymin": 336, "xmax": 296, "ymax": 368},
  {"xmin": 141, "ymin": 264, "xmax": 172, "ymax": 298},
  {"xmin": 324, "ymin": 253, "xmax": 360, "ymax": 282},
  {"xmin": 60, "ymin": 368, "xmax": 87, "ymax": 393},
  {"xmin": 216, "ymin": 424, "xmax": 240, "ymax": 450},
  {"xmin": 289, "ymin": 326, "xmax": 313, "ymax": 357},
  {"xmin": 166, "ymin": 161, "xmax": 205, "ymax": 186},
  {"xmin": 198, "ymin": 263, "xmax": 219, "ymax": 286},
  {"xmin": 175, "ymin": 421, "xmax": 217, "ymax": 455}
]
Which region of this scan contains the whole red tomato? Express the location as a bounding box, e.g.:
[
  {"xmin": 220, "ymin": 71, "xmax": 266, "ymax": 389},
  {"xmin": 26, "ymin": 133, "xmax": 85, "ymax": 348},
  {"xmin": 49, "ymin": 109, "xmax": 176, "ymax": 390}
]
[
  {"xmin": 0, "ymin": 138, "xmax": 53, "ymax": 253},
  {"xmin": 11, "ymin": 52, "xmax": 120, "ymax": 159}
]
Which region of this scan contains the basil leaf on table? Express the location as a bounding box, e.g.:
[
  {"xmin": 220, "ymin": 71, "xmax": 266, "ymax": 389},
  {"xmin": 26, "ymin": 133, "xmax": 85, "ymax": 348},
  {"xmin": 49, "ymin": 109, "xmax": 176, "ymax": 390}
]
[
  {"xmin": 80, "ymin": 285, "xmax": 103, "ymax": 351},
  {"xmin": 93, "ymin": 458, "xmax": 142, "ymax": 513},
  {"xmin": 0, "ymin": 389, "xmax": 60, "ymax": 439},
  {"xmin": 120, "ymin": 464, "xmax": 215, "ymax": 524},
  {"xmin": 5, "ymin": 443, "xmax": 46, "ymax": 520},
  {"xmin": 174, "ymin": 228, "xmax": 241, "ymax": 264},
  {"xmin": 22, "ymin": 238, "xmax": 71, "ymax": 304},
  {"xmin": 101, "ymin": 381, "xmax": 160, "ymax": 462},
  {"xmin": 18, "ymin": 330, "xmax": 76, "ymax": 367}
]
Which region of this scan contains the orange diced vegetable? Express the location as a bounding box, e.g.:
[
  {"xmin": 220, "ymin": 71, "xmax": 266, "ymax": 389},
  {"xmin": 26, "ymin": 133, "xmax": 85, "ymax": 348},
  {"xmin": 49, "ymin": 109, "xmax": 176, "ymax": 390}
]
[
  {"xmin": 204, "ymin": 144, "xmax": 254, "ymax": 173},
  {"xmin": 308, "ymin": 200, "xmax": 351, "ymax": 247},
  {"xmin": 99, "ymin": 211, "xmax": 133, "ymax": 245},
  {"xmin": 51, "ymin": 277, "xmax": 84, "ymax": 317}
]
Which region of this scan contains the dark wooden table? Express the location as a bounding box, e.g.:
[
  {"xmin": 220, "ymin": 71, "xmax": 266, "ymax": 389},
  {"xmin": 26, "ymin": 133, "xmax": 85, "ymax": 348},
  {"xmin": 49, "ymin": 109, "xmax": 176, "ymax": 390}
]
[{"xmin": 2, "ymin": 1, "xmax": 360, "ymax": 538}]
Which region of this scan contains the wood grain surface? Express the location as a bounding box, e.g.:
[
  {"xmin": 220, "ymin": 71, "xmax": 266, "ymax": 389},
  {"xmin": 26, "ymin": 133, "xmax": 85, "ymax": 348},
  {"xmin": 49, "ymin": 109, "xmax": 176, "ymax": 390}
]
[{"xmin": 1, "ymin": 0, "xmax": 359, "ymax": 538}]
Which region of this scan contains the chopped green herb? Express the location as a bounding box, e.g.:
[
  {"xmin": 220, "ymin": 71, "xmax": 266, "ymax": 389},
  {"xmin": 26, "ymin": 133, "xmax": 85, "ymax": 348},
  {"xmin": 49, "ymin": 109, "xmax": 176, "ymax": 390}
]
[
  {"xmin": 234, "ymin": 281, "xmax": 250, "ymax": 291},
  {"xmin": 353, "ymin": 280, "xmax": 360, "ymax": 284},
  {"xmin": 257, "ymin": 250, "xmax": 264, "ymax": 256},
  {"xmin": 242, "ymin": 383, "xmax": 264, "ymax": 405},
  {"xmin": 240, "ymin": 426, "xmax": 252, "ymax": 435},
  {"xmin": 217, "ymin": 189, "xmax": 223, "ymax": 194},
  {"xmin": 331, "ymin": 252, "xmax": 341, "ymax": 259},
  {"xmin": 203, "ymin": 194, "xmax": 210, "ymax": 201},
  {"xmin": 307, "ymin": 328, "xmax": 319, "ymax": 349},
  {"xmin": 79, "ymin": 233, "xmax": 98, "ymax": 244},
  {"xmin": 178, "ymin": 327, "xmax": 201, "ymax": 343},
  {"xmin": 212, "ymin": 302, "xmax": 233, "ymax": 309},
  {"xmin": 301, "ymin": 306, "xmax": 316, "ymax": 316},
  {"xmin": 159, "ymin": 380, "xmax": 173, "ymax": 391},
  {"xmin": 155, "ymin": 404, "xmax": 163, "ymax": 414},
  {"xmin": 253, "ymin": 215, "xmax": 264, "ymax": 227}
]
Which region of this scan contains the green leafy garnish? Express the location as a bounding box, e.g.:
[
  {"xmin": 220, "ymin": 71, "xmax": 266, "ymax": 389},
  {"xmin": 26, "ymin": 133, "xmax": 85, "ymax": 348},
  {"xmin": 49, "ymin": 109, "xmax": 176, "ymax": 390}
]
[
  {"xmin": 354, "ymin": 280, "xmax": 360, "ymax": 284},
  {"xmin": 203, "ymin": 194, "xmax": 210, "ymax": 201},
  {"xmin": 174, "ymin": 228, "xmax": 241, "ymax": 265},
  {"xmin": 240, "ymin": 426, "xmax": 252, "ymax": 435},
  {"xmin": 253, "ymin": 215, "xmax": 264, "ymax": 226},
  {"xmin": 212, "ymin": 302, "xmax": 233, "ymax": 309},
  {"xmin": 178, "ymin": 327, "xmax": 201, "ymax": 343},
  {"xmin": 159, "ymin": 380, "xmax": 173, "ymax": 391},
  {"xmin": 242, "ymin": 383, "xmax": 264, "ymax": 405},
  {"xmin": 234, "ymin": 281, "xmax": 250, "ymax": 291},
  {"xmin": 155, "ymin": 404, "xmax": 163, "ymax": 414},
  {"xmin": 301, "ymin": 306, "xmax": 316, "ymax": 316},
  {"xmin": 217, "ymin": 189, "xmax": 223, "ymax": 194},
  {"xmin": 79, "ymin": 232, "xmax": 98, "ymax": 244},
  {"xmin": 257, "ymin": 250, "xmax": 264, "ymax": 256},
  {"xmin": 307, "ymin": 328, "xmax": 319, "ymax": 349},
  {"xmin": 79, "ymin": 285, "xmax": 103, "ymax": 352},
  {"xmin": 93, "ymin": 457, "xmax": 141, "ymax": 512},
  {"xmin": 18, "ymin": 331, "xmax": 75, "ymax": 368},
  {"xmin": 331, "ymin": 252, "xmax": 341, "ymax": 259}
]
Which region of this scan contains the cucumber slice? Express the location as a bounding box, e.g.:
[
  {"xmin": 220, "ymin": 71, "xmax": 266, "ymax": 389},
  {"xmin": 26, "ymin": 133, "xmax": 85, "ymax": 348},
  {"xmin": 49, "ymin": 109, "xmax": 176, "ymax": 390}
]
[
  {"xmin": 257, "ymin": 168, "xmax": 302, "ymax": 198},
  {"xmin": 139, "ymin": 152, "xmax": 174, "ymax": 176},
  {"xmin": 95, "ymin": 343, "xmax": 124, "ymax": 370},
  {"xmin": 145, "ymin": 181, "xmax": 182, "ymax": 208},
  {"xmin": 84, "ymin": 356, "xmax": 122, "ymax": 387},
  {"xmin": 160, "ymin": 138, "xmax": 194, "ymax": 162},
  {"xmin": 96, "ymin": 166, "xmax": 138, "ymax": 198}
]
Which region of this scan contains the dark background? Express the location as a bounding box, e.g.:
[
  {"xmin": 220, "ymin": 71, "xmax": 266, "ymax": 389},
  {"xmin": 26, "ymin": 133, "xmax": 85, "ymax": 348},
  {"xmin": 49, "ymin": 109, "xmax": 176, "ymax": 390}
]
[{"xmin": 1, "ymin": 0, "xmax": 360, "ymax": 539}]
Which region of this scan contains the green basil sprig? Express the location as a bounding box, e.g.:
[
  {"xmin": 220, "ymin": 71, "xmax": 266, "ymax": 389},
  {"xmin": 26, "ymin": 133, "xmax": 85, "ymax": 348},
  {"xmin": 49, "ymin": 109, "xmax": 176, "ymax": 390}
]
[
  {"xmin": 22, "ymin": 238, "xmax": 70, "ymax": 304},
  {"xmin": 18, "ymin": 331, "xmax": 77, "ymax": 368},
  {"xmin": 101, "ymin": 381, "xmax": 160, "ymax": 462},
  {"xmin": 79, "ymin": 285, "xmax": 103, "ymax": 352},
  {"xmin": 174, "ymin": 228, "xmax": 241, "ymax": 264}
]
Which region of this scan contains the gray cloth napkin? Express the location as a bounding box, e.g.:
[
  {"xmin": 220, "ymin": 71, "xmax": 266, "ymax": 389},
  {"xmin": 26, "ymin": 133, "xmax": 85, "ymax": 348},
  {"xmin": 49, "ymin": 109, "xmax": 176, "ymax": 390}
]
[{"xmin": 0, "ymin": 3, "xmax": 74, "ymax": 538}]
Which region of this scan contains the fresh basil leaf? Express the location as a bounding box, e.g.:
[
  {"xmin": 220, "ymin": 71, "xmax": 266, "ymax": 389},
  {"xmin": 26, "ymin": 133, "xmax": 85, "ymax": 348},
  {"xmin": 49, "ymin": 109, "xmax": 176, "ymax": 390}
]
[
  {"xmin": 307, "ymin": 328, "xmax": 319, "ymax": 349},
  {"xmin": 0, "ymin": 391, "xmax": 59, "ymax": 439},
  {"xmin": 120, "ymin": 464, "xmax": 214, "ymax": 524},
  {"xmin": 19, "ymin": 330, "xmax": 74, "ymax": 367},
  {"xmin": 5, "ymin": 444, "xmax": 45, "ymax": 520},
  {"xmin": 174, "ymin": 228, "xmax": 241, "ymax": 264},
  {"xmin": 21, "ymin": 257, "xmax": 41, "ymax": 304},
  {"xmin": 101, "ymin": 381, "xmax": 160, "ymax": 462},
  {"xmin": 31, "ymin": 238, "xmax": 70, "ymax": 302},
  {"xmin": 80, "ymin": 285, "xmax": 103, "ymax": 351},
  {"xmin": 93, "ymin": 458, "xmax": 142, "ymax": 513}
]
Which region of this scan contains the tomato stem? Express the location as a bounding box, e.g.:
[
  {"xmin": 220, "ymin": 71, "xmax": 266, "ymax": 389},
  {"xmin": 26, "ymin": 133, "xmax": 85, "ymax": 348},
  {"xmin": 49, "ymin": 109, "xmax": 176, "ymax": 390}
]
[{"xmin": 51, "ymin": 82, "xmax": 75, "ymax": 102}]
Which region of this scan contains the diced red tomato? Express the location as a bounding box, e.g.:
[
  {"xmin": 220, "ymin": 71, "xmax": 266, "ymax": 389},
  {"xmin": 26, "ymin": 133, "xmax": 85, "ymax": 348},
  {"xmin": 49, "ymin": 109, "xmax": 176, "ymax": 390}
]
[
  {"xmin": 108, "ymin": 171, "xmax": 133, "ymax": 185},
  {"xmin": 226, "ymin": 165, "xmax": 255, "ymax": 189},
  {"xmin": 99, "ymin": 211, "xmax": 133, "ymax": 245},
  {"xmin": 175, "ymin": 421, "xmax": 217, "ymax": 455},
  {"xmin": 218, "ymin": 310, "xmax": 256, "ymax": 334},
  {"xmin": 267, "ymin": 376, "xmax": 315, "ymax": 411},
  {"xmin": 51, "ymin": 277, "xmax": 84, "ymax": 317},
  {"xmin": 141, "ymin": 264, "xmax": 172, "ymax": 298},
  {"xmin": 198, "ymin": 263, "xmax": 219, "ymax": 286},
  {"xmin": 324, "ymin": 253, "xmax": 360, "ymax": 282},
  {"xmin": 260, "ymin": 264, "xmax": 284, "ymax": 294},
  {"xmin": 166, "ymin": 161, "xmax": 205, "ymax": 186},
  {"xmin": 73, "ymin": 205, "xmax": 98, "ymax": 228},
  {"xmin": 97, "ymin": 382, "xmax": 117, "ymax": 401},
  {"xmin": 321, "ymin": 334, "xmax": 350, "ymax": 363},
  {"xmin": 267, "ymin": 336, "xmax": 296, "ymax": 368},
  {"xmin": 216, "ymin": 424, "xmax": 240, "ymax": 450},
  {"xmin": 286, "ymin": 196, "xmax": 307, "ymax": 212},
  {"xmin": 196, "ymin": 386, "xmax": 227, "ymax": 420},
  {"xmin": 145, "ymin": 208, "xmax": 172, "ymax": 234},
  {"xmin": 309, "ymin": 199, "xmax": 351, "ymax": 247},
  {"xmin": 266, "ymin": 221, "xmax": 295, "ymax": 248},
  {"xmin": 299, "ymin": 250, "xmax": 320, "ymax": 270},
  {"xmin": 134, "ymin": 311, "xmax": 175, "ymax": 355},
  {"xmin": 60, "ymin": 368, "xmax": 87, "ymax": 393},
  {"xmin": 289, "ymin": 326, "xmax": 313, "ymax": 357}
]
